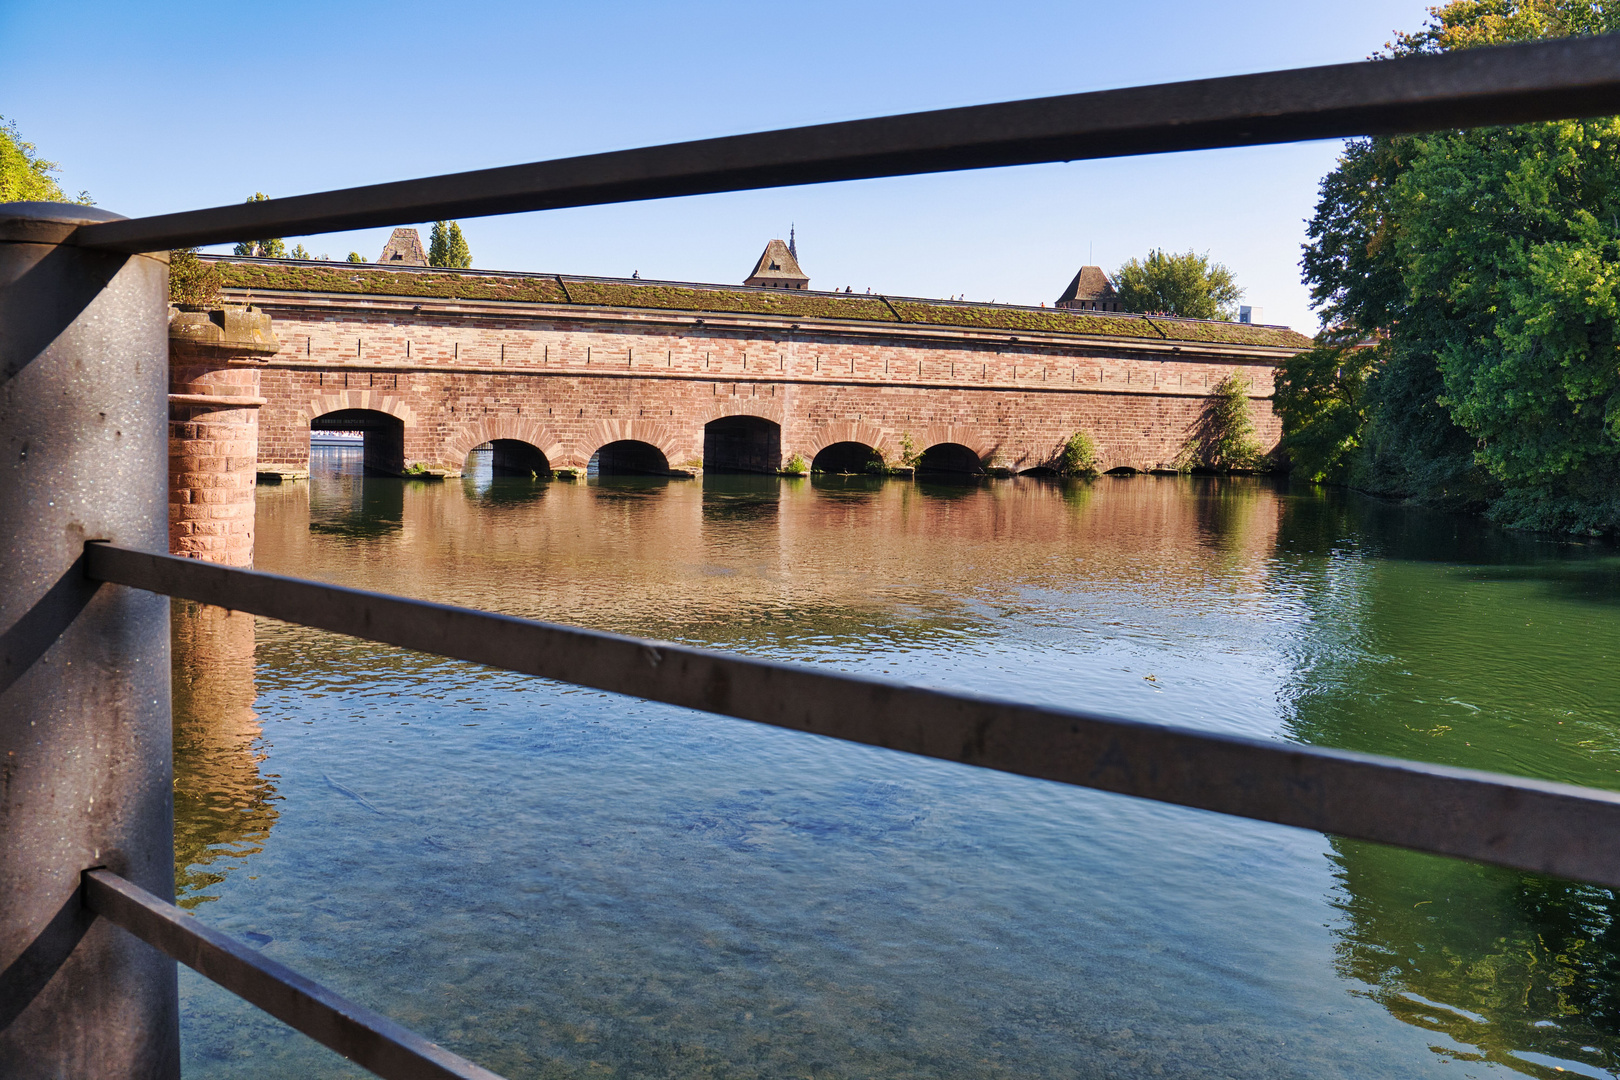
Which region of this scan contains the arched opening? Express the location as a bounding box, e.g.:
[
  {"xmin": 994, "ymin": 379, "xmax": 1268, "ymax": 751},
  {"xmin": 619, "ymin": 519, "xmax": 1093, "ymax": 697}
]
[
  {"xmin": 1105, "ymin": 465, "xmax": 1140, "ymax": 476},
  {"xmin": 811, "ymin": 441, "xmax": 883, "ymax": 475},
  {"xmin": 704, "ymin": 416, "xmax": 782, "ymax": 474},
  {"xmin": 310, "ymin": 409, "xmax": 404, "ymax": 476},
  {"xmin": 916, "ymin": 443, "xmax": 985, "ymax": 475},
  {"xmin": 464, "ymin": 439, "xmax": 551, "ymax": 478},
  {"xmin": 589, "ymin": 440, "xmax": 670, "ymax": 476}
]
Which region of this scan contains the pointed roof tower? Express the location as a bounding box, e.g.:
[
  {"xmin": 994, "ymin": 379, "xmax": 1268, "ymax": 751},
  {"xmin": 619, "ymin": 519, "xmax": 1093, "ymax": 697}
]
[
  {"xmin": 1056, "ymin": 265, "xmax": 1119, "ymax": 312},
  {"xmin": 744, "ymin": 238, "xmax": 809, "ymax": 290},
  {"xmin": 376, "ymin": 227, "xmax": 428, "ymax": 267}
]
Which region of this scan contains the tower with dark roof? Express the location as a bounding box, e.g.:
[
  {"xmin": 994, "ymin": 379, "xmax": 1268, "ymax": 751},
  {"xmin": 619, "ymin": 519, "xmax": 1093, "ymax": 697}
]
[
  {"xmin": 1056, "ymin": 266, "xmax": 1120, "ymax": 312},
  {"xmin": 744, "ymin": 238, "xmax": 809, "ymax": 290},
  {"xmin": 377, "ymin": 228, "xmax": 428, "ymax": 267}
]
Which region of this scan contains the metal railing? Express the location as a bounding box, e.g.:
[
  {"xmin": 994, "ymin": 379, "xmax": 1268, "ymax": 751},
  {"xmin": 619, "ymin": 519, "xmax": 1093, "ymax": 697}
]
[{"xmin": 7, "ymin": 32, "xmax": 1620, "ymax": 1080}]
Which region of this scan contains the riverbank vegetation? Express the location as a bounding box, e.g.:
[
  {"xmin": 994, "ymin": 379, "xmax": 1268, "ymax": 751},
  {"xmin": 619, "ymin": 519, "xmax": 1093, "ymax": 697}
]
[{"xmin": 1277, "ymin": 0, "xmax": 1620, "ymax": 534}]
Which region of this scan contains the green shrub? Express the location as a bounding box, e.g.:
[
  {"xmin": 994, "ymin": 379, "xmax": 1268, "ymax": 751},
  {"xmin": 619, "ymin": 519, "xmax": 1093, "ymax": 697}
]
[
  {"xmin": 1180, "ymin": 373, "xmax": 1264, "ymax": 471},
  {"xmin": 169, "ymin": 248, "xmax": 222, "ymax": 307},
  {"xmin": 1058, "ymin": 430, "xmax": 1099, "ymax": 477},
  {"xmin": 783, "ymin": 453, "xmax": 809, "ymax": 475},
  {"xmin": 897, "ymin": 431, "xmax": 922, "ymax": 469}
]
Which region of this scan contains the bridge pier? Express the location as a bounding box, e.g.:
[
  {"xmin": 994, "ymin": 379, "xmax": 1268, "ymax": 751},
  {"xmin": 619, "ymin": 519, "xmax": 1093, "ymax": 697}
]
[
  {"xmin": 0, "ymin": 203, "xmax": 178, "ymax": 1077},
  {"xmin": 168, "ymin": 306, "xmax": 277, "ymax": 566}
]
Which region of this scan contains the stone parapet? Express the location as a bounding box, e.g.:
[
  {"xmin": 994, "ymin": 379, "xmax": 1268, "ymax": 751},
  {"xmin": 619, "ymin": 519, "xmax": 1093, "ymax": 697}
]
[{"xmin": 168, "ymin": 306, "xmax": 278, "ymax": 566}]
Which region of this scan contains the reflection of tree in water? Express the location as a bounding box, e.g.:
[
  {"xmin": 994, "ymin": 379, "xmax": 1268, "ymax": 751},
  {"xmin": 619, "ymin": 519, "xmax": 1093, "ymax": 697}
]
[
  {"xmin": 1329, "ymin": 840, "xmax": 1620, "ymax": 1076},
  {"xmin": 172, "ymin": 601, "xmax": 279, "ymax": 909},
  {"xmin": 1275, "ymin": 486, "xmax": 1620, "ymax": 1074}
]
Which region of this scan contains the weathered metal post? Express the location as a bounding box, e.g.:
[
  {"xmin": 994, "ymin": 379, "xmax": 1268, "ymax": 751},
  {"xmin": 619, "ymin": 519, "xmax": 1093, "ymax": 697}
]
[{"xmin": 0, "ymin": 204, "xmax": 178, "ymax": 1076}]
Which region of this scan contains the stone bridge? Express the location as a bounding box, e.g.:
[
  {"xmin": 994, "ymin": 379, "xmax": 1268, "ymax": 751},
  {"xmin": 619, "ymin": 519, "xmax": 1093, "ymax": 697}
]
[{"xmin": 209, "ymin": 259, "xmax": 1308, "ymax": 479}]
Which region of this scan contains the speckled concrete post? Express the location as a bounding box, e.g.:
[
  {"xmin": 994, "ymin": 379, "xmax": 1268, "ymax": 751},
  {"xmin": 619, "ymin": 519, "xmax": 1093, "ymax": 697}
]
[
  {"xmin": 168, "ymin": 307, "xmax": 278, "ymax": 566},
  {"xmin": 0, "ymin": 203, "xmax": 177, "ymax": 1077}
]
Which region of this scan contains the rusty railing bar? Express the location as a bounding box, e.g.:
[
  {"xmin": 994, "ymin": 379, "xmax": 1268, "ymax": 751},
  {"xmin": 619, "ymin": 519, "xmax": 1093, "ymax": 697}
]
[
  {"xmin": 71, "ymin": 34, "xmax": 1620, "ymax": 253},
  {"xmin": 85, "ymin": 542, "xmax": 1620, "ymax": 888},
  {"xmin": 81, "ymin": 869, "xmax": 508, "ymax": 1080}
]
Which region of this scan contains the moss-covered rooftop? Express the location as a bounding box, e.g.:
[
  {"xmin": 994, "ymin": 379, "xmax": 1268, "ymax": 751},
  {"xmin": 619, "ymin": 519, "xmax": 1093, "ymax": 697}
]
[{"xmin": 208, "ymin": 258, "xmax": 1311, "ymax": 350}]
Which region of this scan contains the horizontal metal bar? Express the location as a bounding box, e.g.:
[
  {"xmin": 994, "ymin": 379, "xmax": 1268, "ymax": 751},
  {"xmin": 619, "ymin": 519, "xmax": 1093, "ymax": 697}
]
[
  {"xmin": 82, "ymin": 869, "xmax": 507, "ymax": 1080},
  {"xmin": 86, "ymin": 543, "xmax": 1620, "ymax": 888},
  {"xmin": 74, "ymin": 35, "xmax": 1620, "ymax": 253}
]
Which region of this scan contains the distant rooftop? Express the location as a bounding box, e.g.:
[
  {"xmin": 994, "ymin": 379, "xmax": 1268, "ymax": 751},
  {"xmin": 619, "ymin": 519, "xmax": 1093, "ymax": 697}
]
[
  {"xmin": 1056, "ymin": 266, "xmax": 1119, "ymax": 313},
  {"xmin": 744, "ymin": 237, "xmax": 808, "ymax": 290},
  {"xmin": 206, "ymin": 257, "xmax": 1308, "ymax": 350},
  {"xmin": 376, "ymin": 228, "xmax": 428, "ymax": 267}
]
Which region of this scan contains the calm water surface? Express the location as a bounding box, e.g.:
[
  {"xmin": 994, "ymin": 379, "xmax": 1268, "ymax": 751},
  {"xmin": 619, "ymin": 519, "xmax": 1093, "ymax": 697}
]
[{"xmin": 173, "ymin": 446, "xmax": 1620, "ymax": 1079}]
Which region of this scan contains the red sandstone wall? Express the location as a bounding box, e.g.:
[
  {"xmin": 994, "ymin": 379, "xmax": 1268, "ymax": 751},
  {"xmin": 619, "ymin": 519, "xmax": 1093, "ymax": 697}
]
[{"xmin": 240, "ymin": 295, "xmax": 1288, "ymax": 475}]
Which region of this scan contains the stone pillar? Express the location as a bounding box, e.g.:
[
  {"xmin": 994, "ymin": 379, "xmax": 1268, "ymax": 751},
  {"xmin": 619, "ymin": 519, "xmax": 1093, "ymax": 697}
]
[
  {"xmin": 0, "ymin": 203, "xmax": 177, "ymax": 1077},
  {"xmin": 168, "ymin": 307, "xmax": 278, "ymax": 566}
]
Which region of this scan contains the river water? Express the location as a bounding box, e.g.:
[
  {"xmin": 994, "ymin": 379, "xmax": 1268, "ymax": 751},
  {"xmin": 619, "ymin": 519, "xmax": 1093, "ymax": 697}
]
[{"xmin": 172, "ymin": 445, "xmax": 1620, "ymax": 1079}]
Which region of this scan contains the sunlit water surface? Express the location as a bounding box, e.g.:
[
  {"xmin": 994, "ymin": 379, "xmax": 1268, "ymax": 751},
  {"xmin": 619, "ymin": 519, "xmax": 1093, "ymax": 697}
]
[{"xmin": 173, "ymin": 445, "xmax": 1620, "ymax": 1078}]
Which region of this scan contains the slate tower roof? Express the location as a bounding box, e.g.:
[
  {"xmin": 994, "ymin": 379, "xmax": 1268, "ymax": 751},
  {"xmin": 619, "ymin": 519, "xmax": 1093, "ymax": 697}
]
[
  {"xmin": 1056, "ymin": 265, "xmax": 1120, "ymax": 312},
  {"xmin": 377, "ymin": 228, "xmax": 428, "ymax": 267},
  {"xmin": 744, "ymin": 238, "xmax": 809, "ymax": 290}
]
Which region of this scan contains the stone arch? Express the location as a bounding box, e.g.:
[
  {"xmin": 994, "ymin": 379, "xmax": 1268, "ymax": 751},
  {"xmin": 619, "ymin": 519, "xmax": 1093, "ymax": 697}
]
[
  {"xmin": 580, "ymin": 419, "xmax": 692, "ymax": 471},
  {"xmin": 698, "ymin": 398, "xmax": 786, "ymax": 428},
  {"xmin": 298, "ymin": 390, "xmax": 416, "ymax": 428},
  {"xmin": 916, "ymin": 443, "xmax": 986, "ymax": 475},
  {"xmin": 914, "ymin": 423, "xmax": 994, "ymax": 462},
  {"xmin": 802, "ymin": 421, "xmax": 889, "ymax": 460},
  {"xmin": 443, "ymin": 416, "xmax": 566, "ymax": 472},
  {"xmin": 308, "ymin": 406, "xmax": 406, "ymax": 476},
  {"xmin": 703, "ymin": 413, "xmax": 782, "ymax": 474}
]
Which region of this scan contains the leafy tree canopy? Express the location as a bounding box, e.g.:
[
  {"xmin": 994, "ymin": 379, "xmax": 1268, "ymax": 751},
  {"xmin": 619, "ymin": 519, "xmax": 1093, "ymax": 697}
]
[
  {"xmin": 0, "ymin": 116, "xmax": 91, "ymax": 204},
  {"xmin": 347, "ymin": 251, "xmax": 366, "ymax": 263},
  {"xmin": 1283, "ymin": 0, "xmax": 1620, "ymax": 532},
  {"xmin": 1113, "ymin": 249, "xmax": 1243, "ymax": 320},
  {"xmin": 429, "ymin": 220, "xmax": 471, "ymax": 268},
  {"xmin": 232, "ymin": 193, "xmax": 287, "ymax": 259}
]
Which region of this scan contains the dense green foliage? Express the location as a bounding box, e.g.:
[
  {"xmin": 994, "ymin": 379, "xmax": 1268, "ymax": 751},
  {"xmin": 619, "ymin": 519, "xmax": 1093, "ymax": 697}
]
[
  {"xmin": 1274, "ymin": 333, "xmax": 1377, "ymax": 482},
  {"xmin": 1179, "ymin": 374, "xmax": 1264, "ymax": 472},
  {"xmin": 1280, "ymin": 0, "xmax": 1620, "ymax": 532},
  {"xmin": 232, "ymin": 193, "xmax": 286, "ymax": 258},
  {"xmin": 429, "ymin": 220, "xmax": 471, "ymax": 268},
  {"xmin": 0, "ymin": 116, "xmax": 91, "ymax": 204},
  {"xmin": 1113, "ymin": 248, "xmax": 1243, "ymax": 320},
  {"xmin": 347, "ymin": 251, "xmax": 366, "ymax": 263},
  {"xmin": 169, "ymin": 248, "xmax": 222, "ymax": 306},
  {"xmin": 1057, "ymin": 431, "xmax": 1099, "ymax": 477}
]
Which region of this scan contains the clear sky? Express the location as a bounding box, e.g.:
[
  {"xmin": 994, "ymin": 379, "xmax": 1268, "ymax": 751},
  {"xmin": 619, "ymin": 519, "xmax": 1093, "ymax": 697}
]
[{"xmin": 1, "ymin": 0, "xmax": 1437, "ymax": 331}]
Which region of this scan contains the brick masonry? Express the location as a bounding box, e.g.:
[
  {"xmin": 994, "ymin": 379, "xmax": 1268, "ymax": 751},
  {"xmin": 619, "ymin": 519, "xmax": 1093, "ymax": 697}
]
[
  {"xmin": 230, "ymin": 290, "xmax": 1297, "ymax": 475},
  {"xmin": 168, "ymin": 308, "xmax": 278, "ymax": 565}
]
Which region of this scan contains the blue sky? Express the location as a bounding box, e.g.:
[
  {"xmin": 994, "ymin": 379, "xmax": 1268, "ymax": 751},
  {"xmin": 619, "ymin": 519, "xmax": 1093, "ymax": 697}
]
[{"xmin": 1, "ymin": 0, "xmax": 1436, "ymax": 331}]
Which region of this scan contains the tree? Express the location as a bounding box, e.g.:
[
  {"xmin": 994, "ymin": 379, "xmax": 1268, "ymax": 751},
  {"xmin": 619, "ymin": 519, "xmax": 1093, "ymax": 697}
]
[
  {"xmin": 232, "ymin": 193, "xmax": 287, "ymax": 258},
  {"xmin": 1288, "ymin": 0, "xmax": 1620, "ymax": 531},
  {"xmin": 0, "ymin": 116, "xmax": 91, "ymax": 204},
  {"xmin": 168, "ymin": 248, "xmax": 221, "ymax": 307},
  {"xmin": 429, "ymin": 220, "xmax": 471, "ymax": 268},
  {"xmin": 1274, "ymin": 332, "xmax": 1378, "ymax": 482},
  {"xmin": 1113, "ymin": 249, "xmax": 1242, "ymax": 320},
  {"xmin": 347, "ymin": 251, "xmax": 366, "ymax": 263}
]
